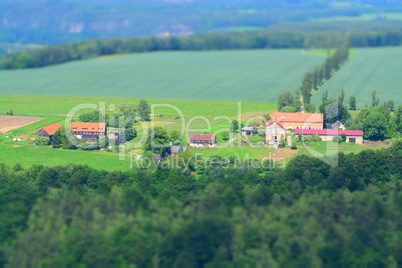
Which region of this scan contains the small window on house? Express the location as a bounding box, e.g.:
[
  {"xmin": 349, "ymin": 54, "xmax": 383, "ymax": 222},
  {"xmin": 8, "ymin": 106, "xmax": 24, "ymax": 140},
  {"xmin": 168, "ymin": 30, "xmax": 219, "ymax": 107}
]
[
  {"xmin": 82, "ymin": 128, "xmax": 88, "ymax": 130},
  {"xmin": 99, "ymin": 128, "xmax": 103, "ymax": 130}
]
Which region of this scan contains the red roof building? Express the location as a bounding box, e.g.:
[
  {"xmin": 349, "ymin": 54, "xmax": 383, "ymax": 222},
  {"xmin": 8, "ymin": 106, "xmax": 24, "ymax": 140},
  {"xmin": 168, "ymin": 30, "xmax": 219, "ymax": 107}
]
[
  {"xmin": 35, "ymin": 123, "xmax": 61, "ymax": 139},
  {"xmin": 267, "ymin": 112, "xmax": 324, "ymax": 130},
  {"xmin": 70, "ymin": 122, "xmax": 107, "ymax": 135},
  {"xmin": 189, "ymin": 133, "xmax": 217, "ymax": 147}
]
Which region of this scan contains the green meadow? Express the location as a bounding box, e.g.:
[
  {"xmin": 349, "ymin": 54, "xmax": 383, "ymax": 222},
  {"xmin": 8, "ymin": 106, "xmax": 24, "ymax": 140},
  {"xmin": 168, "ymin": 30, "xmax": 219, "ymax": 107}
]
[
  {"xmin": 0, "ymin": 49, "xmax": 325, "ymax": 103},
  {"xmin": 311, "ymin": 47, "xmax": 402, "ymax": 108}
]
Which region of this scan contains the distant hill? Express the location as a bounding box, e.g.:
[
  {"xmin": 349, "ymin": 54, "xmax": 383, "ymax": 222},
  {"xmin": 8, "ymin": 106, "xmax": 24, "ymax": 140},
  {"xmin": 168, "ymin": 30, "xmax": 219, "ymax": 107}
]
[{"xmin": 1, "ymin": 0, "xmax": 402, "ymax": 44}]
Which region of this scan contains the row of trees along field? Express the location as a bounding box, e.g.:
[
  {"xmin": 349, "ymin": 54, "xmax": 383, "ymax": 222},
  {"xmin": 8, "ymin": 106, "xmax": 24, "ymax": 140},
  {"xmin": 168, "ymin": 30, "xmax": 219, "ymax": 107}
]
[
  {"xmin": 1, "ymin": 30, "xmax": 402, "ymax": 69},
  {"xmin": 0, "ymin": 141, "xmax": 402, "ymax": 267},
  {"xmin": 301, "ymin": 43, "xmax": 350, "ymax": 104}
]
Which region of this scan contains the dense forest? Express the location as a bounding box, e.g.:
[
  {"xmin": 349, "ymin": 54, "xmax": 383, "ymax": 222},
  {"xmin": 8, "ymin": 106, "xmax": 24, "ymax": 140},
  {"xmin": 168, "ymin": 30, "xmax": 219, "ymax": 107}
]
[
  {"xmin": 2, "ymin": 30, "xmax": 402, "ymax": 70},
  {"xmin": 1, "ymin": 141, "xmax": 401, "ymax": 267}
]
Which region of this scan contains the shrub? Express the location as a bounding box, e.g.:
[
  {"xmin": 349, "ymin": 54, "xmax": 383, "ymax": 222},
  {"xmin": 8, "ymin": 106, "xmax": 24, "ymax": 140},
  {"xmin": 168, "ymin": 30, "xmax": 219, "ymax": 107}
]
[
  {"xmin": 291, "ymin": 144, "xmax": 298, "ymax": 150},
  {"xmin": 332, "ymin": 136, "xmax": 342, "ymax": 143},
  {"xmin": 36, "ymin": 137, "xmax": 50, "ymax": 145},
  {"xmin": 222, "ymin": 131, "xmax": 230, "ymax": 140},
  {"xmin": 341, "ymin": 133, "xmax": 347, "ymax": 142}
]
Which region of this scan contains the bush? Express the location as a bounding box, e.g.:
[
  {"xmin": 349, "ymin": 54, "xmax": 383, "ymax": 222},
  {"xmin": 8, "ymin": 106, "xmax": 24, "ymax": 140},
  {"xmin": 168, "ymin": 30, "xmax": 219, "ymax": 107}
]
[
  {"xmin": 332, "ymin": 136, "xmax": 342, "ymax": 143},
  {"xmin": 341, "ymin": 133, "xmax": 347, "ymax": 142},
  {"xmin": 303, "ymin": 134, "xmax": 322, "ymax": 142},
  {"xmin": 222, "ymin": 131, "xmax": 230, "ymax": 140},
  {"xmin": 35, "ymin": 137, "xmax": 50, "ymax": 145},
  {"xmin": 291, "ymin": 144, "xmax": 298, "ymax": 150}
]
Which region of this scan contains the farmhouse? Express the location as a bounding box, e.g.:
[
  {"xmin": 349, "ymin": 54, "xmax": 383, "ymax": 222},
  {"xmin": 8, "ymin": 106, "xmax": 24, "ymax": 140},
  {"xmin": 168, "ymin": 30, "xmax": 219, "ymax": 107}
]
[
  {"xmin": 241, "ymin": 122, "xmax": 261, "ymax": 136},
  {"xmin": 329, "ymin": 120, "xmax": 346, "ymax": 130},
  {"xmin": 189, "ymin": 133, "xmax": 217, "ymax": 148},
  {"xmin": 265, "ymin": 119, "xmax": 286, "ymax": 145},
  {"xmin": 295, "ymin": 129, "xmax": 364, "ymax": 144},
  {"xmin": 269, "ymin": 112, "xmax": 324, "ymax": 130},
  {"xmin": 35, "ymin": 123, "xmax": 61, "ymax": 140},
  {"xmin": 71, "ymin": 122, "xmax": 107, "ymax": 142}
]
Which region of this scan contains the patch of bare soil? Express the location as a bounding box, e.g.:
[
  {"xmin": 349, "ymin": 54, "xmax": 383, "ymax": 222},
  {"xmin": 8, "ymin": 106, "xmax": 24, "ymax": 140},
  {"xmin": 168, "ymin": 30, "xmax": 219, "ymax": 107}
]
[
  {"xmin": 363, "ymin": 141, "xmax": 391, "ymax": 146},
  {"xmin": 0, "ymin": 116, "xmax": 45, "ymax": 133},
  {"xmin": 260, "ymin": 148, "xmax": 298, "ymax": 161},
  {"xmin": 12, "ymin": 145, "xmax": 22, "ymax": 148}
]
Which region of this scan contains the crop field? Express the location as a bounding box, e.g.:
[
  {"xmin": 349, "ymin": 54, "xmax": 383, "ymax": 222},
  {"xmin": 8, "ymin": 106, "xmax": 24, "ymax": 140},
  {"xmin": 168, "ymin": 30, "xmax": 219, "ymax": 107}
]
[
  {"xmin": 0, "ymin": 49, "xmax": 325, "ymax": 103},
  {"xmin": 311, "ymin": 47, "xmax": 402, "ymax": 108}
]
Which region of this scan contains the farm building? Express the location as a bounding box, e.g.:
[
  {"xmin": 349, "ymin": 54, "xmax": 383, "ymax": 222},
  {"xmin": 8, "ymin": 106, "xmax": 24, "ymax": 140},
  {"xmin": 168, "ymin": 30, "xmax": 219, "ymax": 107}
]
[
  {"xmin": 170, "ymin": 145, "xmax": 189, "ymax": 154},
  {"xmin": 265, "ymin": 119, "xmax": 286, "ymax": 145},
  {"xmin": 269, "ymin": 112, "xmax": 324, "ymax": 130},
  {"xmin": 189, "ymin": 133, "xmax": 217, "ymax": 148},
  {"xmin": 35, "ymin": 123, "xmax": 61, "ymax": 140},
  {"xmin": 71, "ymin": 122, "xmax": 107, "ymax": 142},
  {"xmin": 295, "ymin": 129, "xmax": 364, "ymax": 144},
  {"xmin": 241, "ymin": 122, "xmax": 261, "ymax": 136},
  {"xmin": 330, "ymin": 120, "xmax": 346, "ymax": 130}
]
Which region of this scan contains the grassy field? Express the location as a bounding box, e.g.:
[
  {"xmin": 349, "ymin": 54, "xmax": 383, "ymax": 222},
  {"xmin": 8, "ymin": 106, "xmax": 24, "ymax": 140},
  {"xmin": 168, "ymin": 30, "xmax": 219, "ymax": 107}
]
[
  {"xmin": 0, "ymin": 49, "xmax": 325, "ymax": 103},
  {"xmin": 311, "ymin": 47, "xmax": 402, "ymax": 108}
]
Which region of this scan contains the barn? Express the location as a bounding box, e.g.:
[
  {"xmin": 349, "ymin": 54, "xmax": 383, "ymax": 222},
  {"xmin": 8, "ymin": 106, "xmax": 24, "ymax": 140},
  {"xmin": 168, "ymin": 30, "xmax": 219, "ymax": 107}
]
[
  {"xmin": 189, "ymin": 133, "xmax": 217, "ymax": 148},
  {"xmin": 35, "ymin": 123, "xmax": 61, "ymax": 140},
  {"xmin": 295, "ymin": 129, "xmax": 364, "ymax": 144}
]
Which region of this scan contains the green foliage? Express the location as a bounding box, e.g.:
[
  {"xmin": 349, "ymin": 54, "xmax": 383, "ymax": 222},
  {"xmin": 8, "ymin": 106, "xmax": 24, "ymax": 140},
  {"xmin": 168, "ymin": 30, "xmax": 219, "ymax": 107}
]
[
  {"xmin": 230, "ymin": 120, "xmax": 239, "ymax": 133},
  {"xmin": 349, "ymin": 96, "xmax": 357, "ymax": 110},
  {"xmin": 258, "ymin": 126, "xmax": 266, "ymax": 137},
  {"xmin": 360, "ymin": 108, "xmax": 388, "ymax": 141},
  {"xmin": 278, "ymin": 136, "xmax": 286, "ymax": 148},
  {"xmin": 372, "ymin": 90, "xmax": 380, "ymax": 107},
  {"xmin": 332, "ymin": 136, "xmax": 342, "ymax": 143},
  {"xmin": 222, "ymin": 131, "xmax": 230, "ymax": 140},
  {"xmin": 262, "ymin": 113, "xmax": 271, "ymax": 122},
  {"xmin": 13, "ymin": 52, "xmax": 35, "ymax": 69},
  {"xmin": 118, "ymin": 124, "xmax": 137, "ymax": 144},
  {"xmin": 301, "ymin": 43, "xmax": 349, "ymax": 104},
  {"xmin": 119, "ymin": 102, "xmax": 136, "ymax": 118},
  {"xmin": 304, "ymin": 103, "xmax": 316, "ymax": 113},
  {"xmin": 143, "ymin": 127, "xmax": 171, "ymax": 157},
  {"xmin": 137, "ymin": 99, "xmax": 150, "ymax": 121},
  {"xmin": 51, "ymin": 128, "xmax": 77, "ymax": 150},
  {"xmin": 1, "ymin": 141, "xmax": 402, "ymax": 266},
  {"xmin": 35, "ymin": 136, "xmax": 50, "ymax": 146},
  {"xmin": 278, "ymin": 91, "xmax": 294, "ymax": 111},
  {"xmin": 9, "ymin": 110, "xmax": 13, "ymax": 116},
  {"xmin": 303, "ymin": 134, "xmax": 322, "ymax": 142},
  {"xmin": 319, "ymin": 98, "xmax": 350, "ymax": 125},
  {"xmin": 341, "ymin": 133, "xmax": 347, "ymax": 142},
  {"xmin": 311, "ymin": 47, "xmax": 402, "ymax": 108}
]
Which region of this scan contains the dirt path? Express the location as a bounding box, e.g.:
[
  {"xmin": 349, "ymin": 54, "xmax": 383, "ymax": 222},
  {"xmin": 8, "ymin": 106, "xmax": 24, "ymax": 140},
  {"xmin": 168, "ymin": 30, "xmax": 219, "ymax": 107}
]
[
  {"xmin": 260, "ymin": 148, "xmax": 298, "ymax": 161},
  {"xmin": 362, "ymin": 141, "xmax": 391, "ymax": 146},
  {"xmin": 0, "ymin": 116, "xmax": 45, "ymax": 134}
]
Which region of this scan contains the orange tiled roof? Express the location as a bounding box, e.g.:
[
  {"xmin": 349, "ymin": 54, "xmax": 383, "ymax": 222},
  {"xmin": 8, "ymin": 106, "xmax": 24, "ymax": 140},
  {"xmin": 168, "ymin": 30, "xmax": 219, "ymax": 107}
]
[
  {"xmin": 265, "ymin": 119, "xmax": 284, "ymax": 128},
  {"xmin": 271, "ymin": 112, "xmax": 323, "ymax": 124},
  {"xmin": 40, "ymin": 123, "xmax": 61, "ymax": 136},
  {"xmin": 71, "ymin": 122, "xmax": 106, "ymax": 133}
]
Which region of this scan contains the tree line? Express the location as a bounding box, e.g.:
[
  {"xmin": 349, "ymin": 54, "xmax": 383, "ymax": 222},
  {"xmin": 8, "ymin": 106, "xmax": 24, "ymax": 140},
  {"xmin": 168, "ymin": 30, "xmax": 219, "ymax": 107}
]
[
  {"xmin": 1, "ymin": 141, "xmax": 402, "ymax": 267},
  {"xmin": 1, "ymin": 30, "xmax": 402, "ymax": 70},
  {"xmin": 301, "ymin": 43, "xmax": 350, "ymax": 105}
]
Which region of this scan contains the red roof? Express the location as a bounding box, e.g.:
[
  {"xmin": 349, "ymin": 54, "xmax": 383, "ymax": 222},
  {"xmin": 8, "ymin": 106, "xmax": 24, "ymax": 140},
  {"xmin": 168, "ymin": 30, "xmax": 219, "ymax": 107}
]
[
  {"xmin": 265, "ymin": 119, "xmax": 284, "ymax": 128},
  {"xmin": 190, "ymin": 133, "xmax": 216, "ymax": 142},
  {"xmin": 295, "ymin": 129, "xmax": 363, "ymax": 136},
  {"xmin": 40, "ymin": 123, "xmax": 61, "ymax": 136},
  {"xmin": 271, "ymin": 112, "xmax": 324, "ymax": 123},
  {"xmin": 71, "ymin": 122, "xmax": 106, "ymax": 133}
]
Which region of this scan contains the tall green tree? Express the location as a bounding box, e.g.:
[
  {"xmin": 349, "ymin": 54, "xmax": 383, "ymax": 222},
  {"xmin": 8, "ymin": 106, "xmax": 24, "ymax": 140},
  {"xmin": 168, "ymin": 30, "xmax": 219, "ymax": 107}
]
[
  {"xmin": 372, "ymin": 90, "xmax": 379, "ymax": 107},
  {"xmin": 349, "ymin": 96, "xmax": 356, "ymax": 110},
  {"xmin": 278, "ymin": 91, "xmax": 294, "ymax": 111},
  {"xmin": 361, "ymin": 108, "xmax": 387, "ymax": 140},
  {"xmin": 137, "ymin": 99, "xmax": 151, "ymax": 121}
]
